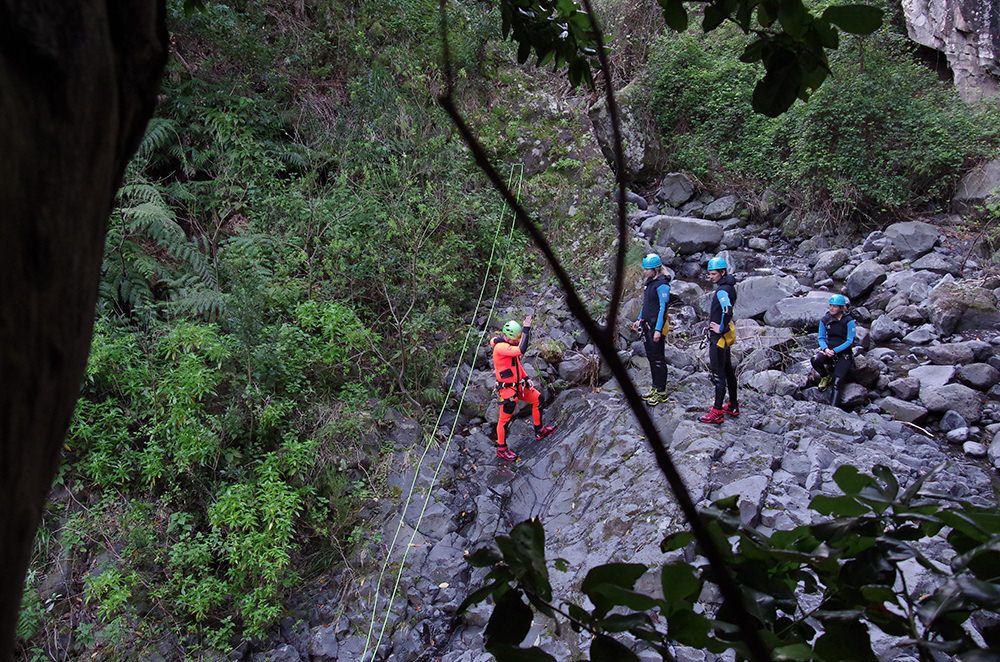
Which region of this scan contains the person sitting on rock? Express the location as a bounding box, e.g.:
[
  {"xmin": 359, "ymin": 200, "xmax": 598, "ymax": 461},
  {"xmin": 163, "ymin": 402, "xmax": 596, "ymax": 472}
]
[
  {"xmin": 631, "ymin": 253, "xmax": 672, "ymax": 406},
  {"xmin": 700, "ymin": 256, "xmax": 739, "ymax": 425},
  {"xmin": 811, "ymin": 294, "xmax": 856, "ymax": 407},
  {"xmin": 490, "ymin": 315, "xmax": 557, "ymax": 462}
]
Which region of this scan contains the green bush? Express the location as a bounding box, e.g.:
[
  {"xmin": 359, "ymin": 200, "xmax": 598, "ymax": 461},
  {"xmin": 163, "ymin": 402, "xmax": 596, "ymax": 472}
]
[{"xmin": 648, "ymin": 26, "xmax": 998, "ymax": 218}]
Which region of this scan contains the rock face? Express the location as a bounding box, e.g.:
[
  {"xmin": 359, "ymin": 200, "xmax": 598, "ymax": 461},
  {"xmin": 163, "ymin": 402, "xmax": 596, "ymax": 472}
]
[
  {"xmin": 588, "ymin": 82, "xmax": 665, "ymax": 182},
  {"xmin": 645, "ymin": 215, "xmax": 723, "ymax": 254},
  {"xmin": 955, "ymin": 158, "xmax": 1000, "ymax": 206},
  {"xmin": 901, "ymin": 0, "xmax": 1000, "ymax": 103}
]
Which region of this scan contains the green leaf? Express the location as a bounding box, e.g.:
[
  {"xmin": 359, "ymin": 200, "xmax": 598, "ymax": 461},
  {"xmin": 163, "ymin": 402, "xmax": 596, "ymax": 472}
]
[
  {"xmin": 459, "ymin": 580, "xmax": 504, "ymax": 614},
  {"xmin": 467, "ymin": 545, "xmax": 503, "ymax": 567},
  {"xmin": 666, "ymin": 608, "xmax": 713, "ymax": 648},
  {"xmin": 517, "ymin": 38, "xmax": 532, "ymax": 64},
  {"xmin": 812, "ymin": 619, "xmax": 877, "ymax": 660},
  {"xmin": 871, "ymin": 465, "xmax": 899, "ymax": 500},
  {"xmin": 661, "ymin": 531, "xmax": 694, "ymax": 552},
  {"xmin": 488, "ymin": 644, "xmax": 557, "ymax": 661},
  {"xmin": 661, "ymin": 562, "xmax": 701, "ymax": 609},
  {"xmin": 598, "ymin": 613, "xmax": 651, "ymax": 632},
  {"xmin": 590, "ymin": 634, "xmax": 640, "ymax": 661},
  {"xmin": 810, "ymin": 494, "xmax": 870, "ymax": 517},
  {"xmin": 485, "ymin": 589, "xmax": 533, "ymax": 647},
  {"xmin": 822, "ymin": 4, "xmax": 884, "ymax": 35},
  {"xmin": 588, "ymin": 583, "xmax": 659, "ymax": 612},
  {"xmin": 777, "ymin": 0, "xmax": 809, "ymax": 37},
  {"xmin": 660, "ymin": 0, "xmax": 689, "ymax": 32},
  {"xmin": 581, "ymin": 563, "xmax": 647, "ymax": 618},
  {"xmin": 860, "ymin": 585, "xmax": 896, "ymax": 604},
  {"xmin": 773, "ymin": 643, "xmax": 813, "ymax": 661},
  {"xmin": 832, "ymin": 465, "xmax": 875, "ymax": 496}
]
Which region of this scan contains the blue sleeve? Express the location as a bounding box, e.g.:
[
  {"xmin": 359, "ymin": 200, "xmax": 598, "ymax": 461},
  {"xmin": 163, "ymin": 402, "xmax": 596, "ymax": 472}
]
[
  {"xmin": 832, "ymin": 319, "xmax": 855, "ymax": 353},
  {"xmin": 716, "ymin": 290, "xmax": 731, "ymax": 328},
  {"xmin": 818, "ymin": 320, "xmax": 828, "ymax": 350},
  {"xmin": 655, "ymin": 284, "xmax": 670, "ymax": 332}
]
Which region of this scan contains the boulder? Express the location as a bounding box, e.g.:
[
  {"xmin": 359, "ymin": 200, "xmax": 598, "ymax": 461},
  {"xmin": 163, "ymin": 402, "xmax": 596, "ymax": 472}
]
[
  {"xmin": 947, "ymin": 427, "xmax": 970, "ymax": 443},
  {"xmin": 814, "ymin": 249, "xmax": 851, "ymax": 275},
  {"xmin": 845, "ymin": 260, "xmax": 888, "ymax": 299},
  {"xmin": 889, "ymin": 377, "xmax": 920, "ymax": 400},
  {"xmin": 918, "ymin": 340, "xmax": 993, "ymax": 365},
  {"xmin": 908, "ymin": 364, "xmax": 956, "ymax": 389},
  {"xmin": 963, "ymin": 441, "xmax": 988, "ymax": 458},
  {"xmin": 763, "ymin": 292, "xmax": 830, "ymax": 328},
  {"xmin": 839, "ymin": 383, "xmax": 869, "ymax": 409},
  {"xmin": 870, "ymin": 315, "xmax": 905, "ymax": 343},
  {"xmin": 928, "ymin": 282, "xmax": 1000, "ymax": 334},
  {"xmin": 747, "ymin": 370, "xmax": 798, "ymax": 396},
  {"xmin": 902, "ymin": 324, "xmax": 937, "ymax": 345},
  {"xmin": 309, "ymin": 624, "xmax": 340, "ymax": 659},
  {"xmin": 989, "ymin": 431, "xmax": 1000, "ymax": 470},
  {"xmin": 588, "ymin": 83, "xmax": 665, "ymax": 182},
  {"xmin": 558, "ymin": 352, "xmax": 597, "ymax": 385},
  {"xmin": 654, "ymin": 172, "xmax": 695, "ymax": 207},
  {"xmin": 959, "ymin": 363, "xmax": 1000, "ymax": 390},
  {"xmin": 851, "ymin": 354, "xmax": 882, "ymax": 388},
  {"xmin": 734, "ymin": 275, "xmax": 801, "ymax": 320},
  {"xmin": 889, "ymin": 304, "xmax": 927, "ymax": 325},
  {"xmin": 911, "ymin": 252, "xmax": 960, "ymax": 275},
  {"xmin": 669, "ymin": 280, "xmax": 704, "ymax": 307},
  {"xmin": 252, "ymin": 645, "xmax": 302, "ymax": 662},
  {"xmin": 940, "ymin": 410, "xmax": 969, "ymax": 432},
  {"xmin": 646, "ymin": 215, "xmax": 723, "ymax": 254},
  {"xmin": 883, "ymin": 221, "xmax": 941, "ymax": 259},
  {"xmin": 877, "ymin": 397, "xmax": 928, "ymax": 423},
  {"xmin": 919, "ymin": 383, "xmax": 984, "ymax": 422},
  {"xmin": 702, "ymin": 194, "xmax": 740, "ymax": 220},
  {"xmin": 954, "ymin": 158, "xmax": 1000, "ymax": 206}
]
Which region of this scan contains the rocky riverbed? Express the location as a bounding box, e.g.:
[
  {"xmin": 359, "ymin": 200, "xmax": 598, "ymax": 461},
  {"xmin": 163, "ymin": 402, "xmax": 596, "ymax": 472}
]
[{"xmin": 247, "ymin": 178, "xmax": 1000, "ymax": 661}]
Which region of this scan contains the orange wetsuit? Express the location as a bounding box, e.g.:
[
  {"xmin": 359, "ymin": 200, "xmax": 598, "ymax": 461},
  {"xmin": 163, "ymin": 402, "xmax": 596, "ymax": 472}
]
[{"xmin": 490, "ymin": 327, "xmax": 542, "ymax": 449}]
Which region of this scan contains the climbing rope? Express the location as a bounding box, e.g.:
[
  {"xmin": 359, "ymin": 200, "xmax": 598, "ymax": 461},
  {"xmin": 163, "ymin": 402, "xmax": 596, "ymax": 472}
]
[{"xmin": 361, "ymin": 164, "xmax": 523, "ymax": 661}]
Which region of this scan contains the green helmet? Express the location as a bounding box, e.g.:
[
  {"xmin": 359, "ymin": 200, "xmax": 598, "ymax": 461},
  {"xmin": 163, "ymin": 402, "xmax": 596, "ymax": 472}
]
[{"xmin": 502, "ymin": 320, "xmax": 522, "ymax": 339}]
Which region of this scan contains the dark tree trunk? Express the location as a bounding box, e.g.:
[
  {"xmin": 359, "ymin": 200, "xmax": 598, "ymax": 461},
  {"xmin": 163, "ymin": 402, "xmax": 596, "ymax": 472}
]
[{"xmin": 0, "ymin": 1, "xmax": 167, "ymax": 655}]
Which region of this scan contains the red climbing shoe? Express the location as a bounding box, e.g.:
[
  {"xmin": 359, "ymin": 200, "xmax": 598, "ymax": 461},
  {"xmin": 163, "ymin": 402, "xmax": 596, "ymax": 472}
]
[
  {"xmin": 496, "ymin": 445, "xmax": 518, "ymax": 462},
  {"xmin": 721, "ymin": 401, "xmax": 740, "ymax": 418},
  {"xmin": 699, "ymin": 407, "xmax": 726, "ymax": 424},
  {"xmin": 534, "ymin": 424, "xmax": 558, "ymax": 441}
]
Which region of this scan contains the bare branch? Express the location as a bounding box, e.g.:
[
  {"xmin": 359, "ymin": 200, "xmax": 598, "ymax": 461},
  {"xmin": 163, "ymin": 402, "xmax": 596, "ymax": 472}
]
[{"xmin": 436, "ymin": 3, "xmax": 769, "ymax": 659}]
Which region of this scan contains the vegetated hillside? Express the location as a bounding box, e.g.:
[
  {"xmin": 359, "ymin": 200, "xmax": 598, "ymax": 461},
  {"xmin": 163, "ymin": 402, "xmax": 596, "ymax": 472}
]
[
  {"xmin": 640, "ymin": 0, "xmax": 999, "ymax": 230},
  {"xmin": 14, "ymin": 1, "xmax": 614, "ymax": 659}
]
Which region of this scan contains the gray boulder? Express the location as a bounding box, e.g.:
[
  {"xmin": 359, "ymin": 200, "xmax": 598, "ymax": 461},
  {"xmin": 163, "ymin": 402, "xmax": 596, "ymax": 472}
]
[
  {"xmin": 959, "ymin": 363, "xmax": 1000, "ymax": 390},
  {"xmin": 588, "ymin": 83, "xmax": 665, "ymax": 182},
  {"xmin": 988, "ymin": 430, "xmax": 1000, "ymax": 470},
  {"xmin": 702, "ymin": 194, "xmax": 740, "ymax": 220},
  {"xmin": 919, "ymin": 383, "xmax": 984, "ymax": 422},
  {"xmin": 940, "ymin": 410, "xmax": 969, "ymax": 432},
  {"xmin": 902, "ymin": 324, "xmax": 937, "ymax": 345},
  {"xmin": 748, "ymin": 237, "xmax": 770, "ymax": 251},
  {"xmin": 954, "ymin": 158, "xmax": 1000, "ymax": 207},
  {"xmin": 734, "ymin": 275, "xmax": 801, "ymax": 320},
  {"xmin": 669, "ymin": 280, "xmax": 704, "ymax": 307},
  {"xmin": 908, "ymin": 364, "xmax": 956, "ymax": 389},
  {"xmin": 840, "ymin": 383, "xmax": 869, "ymax": 409},
  {"xmin": 928, "ymin": 282, "xmax": 1000, "ymax": 334},
  {"xmin": 947, "ymin": 427, "xmax": 970, "ymax": 443},
  {"xmin": 558, "ymin": 352, "xmax": 597, "ymax": 385},
  {"xmin": 851, "ymin": 354, "xmax": 882, "ymax": 388},
  {"xmin": 253, "ymin": 644, "xmax": 302, "ymax": 662},
  {"xmin": 870, "ymin": 315, "xmax": 905, "ymax": 343},
  {"xmin": 654, "ymin": 172, "xmax": 696, "ymax": 207},
  {"xmin": 763, "ymin": 292, "xmax": 830, "ymax": 328},
  {"xmin": 877, "ymin": 397, "xmax": 928, "ymax": 423},
  {"xmin": 889, "ymin": 377, "xmax": 920, "ymax": 400},
  {"xmin": 646, "ymin": 215, "xmax": 723, "ymax": 254},
  {"xmin": 308, "ymin": 623, "xmax": 340, "ymax": 659},
  {"xmin": 747, "ymin": 370, "xmax": 798, "ymax": 396},
  {"xmin": 845, "ymin": 260, "xmax": 888, "ymax": 299},
  {"xmin": 918, "ymin": 340, "xmax": 993, "ymax": 365},
  {"xmin": 890, "ymin": 304, "xmax": 927, "ymax": 325},
  {"xmin": 963, "ymin": 441, "xmax": 988, "ymax": 458},
  {"xmin": 883, "ymin": 221, "xmax": 941, "ymax": 259},
  {"xmin": 911, "ymin": 252, "xmax": 960, "ymax": 275},
  {"xmin": 814, "ymin": 249, "xmax": 851, "ymax": 276}
]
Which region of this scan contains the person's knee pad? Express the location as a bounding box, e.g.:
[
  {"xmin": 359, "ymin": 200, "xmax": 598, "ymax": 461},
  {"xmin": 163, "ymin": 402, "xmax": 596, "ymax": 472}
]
[{"xmin": 501, "ymin": 399, "xmax": 516, "ymax": 416}]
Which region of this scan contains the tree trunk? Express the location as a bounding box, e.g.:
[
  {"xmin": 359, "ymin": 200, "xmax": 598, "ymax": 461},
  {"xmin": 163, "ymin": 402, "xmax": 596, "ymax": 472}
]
[{"xmin": 0, "ymin": 1, "xmax": 166, "ymax": 655}]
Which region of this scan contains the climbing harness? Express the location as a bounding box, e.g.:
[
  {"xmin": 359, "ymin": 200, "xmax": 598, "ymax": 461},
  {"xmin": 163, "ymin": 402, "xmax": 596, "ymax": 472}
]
[{"xmin": 360, "ymin": 164, "xmax": 524, "ymax": 661}]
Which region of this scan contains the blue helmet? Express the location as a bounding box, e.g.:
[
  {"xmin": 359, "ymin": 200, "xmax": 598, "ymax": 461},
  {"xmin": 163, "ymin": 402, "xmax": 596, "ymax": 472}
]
[
  {"xmin": 707, "ymin": 256, "xmax": 728, "ymax": 271},
  {"xmin": 828, "ymin": 294, "xmax": 849, "ymax": 306},
  {"xmin": 641, "ymin": 253, "xmax": 662, "ymax": 269}
]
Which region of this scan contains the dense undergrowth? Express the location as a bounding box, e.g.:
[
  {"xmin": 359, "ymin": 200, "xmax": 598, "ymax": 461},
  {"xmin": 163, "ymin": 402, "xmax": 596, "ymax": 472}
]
[
  {"xmin": 646, "ymin": 0, "xmax": 1000, "ymax": 226},
  {"xmin": 15, "ymin": 1, "xmax": 613, "ymax": 658}
]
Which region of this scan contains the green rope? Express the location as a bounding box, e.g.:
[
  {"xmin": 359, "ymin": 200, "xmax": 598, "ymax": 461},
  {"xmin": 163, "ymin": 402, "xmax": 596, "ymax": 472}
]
[{"xmin": 361, "ymin": 164, "xmax": 523, "ymax": 661}]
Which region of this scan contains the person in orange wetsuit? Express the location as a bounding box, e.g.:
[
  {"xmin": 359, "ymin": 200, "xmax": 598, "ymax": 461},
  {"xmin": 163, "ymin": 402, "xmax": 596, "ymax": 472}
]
[{"xmin": 490, "ymin": 315, "xmax": 557, "ymax": 462}]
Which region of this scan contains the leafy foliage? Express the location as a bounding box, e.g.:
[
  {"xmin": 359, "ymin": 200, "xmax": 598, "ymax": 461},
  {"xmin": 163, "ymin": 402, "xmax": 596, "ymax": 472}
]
[{"xmin": 463, "ymin": 464, "xmax": 1000, "ymax": 660}]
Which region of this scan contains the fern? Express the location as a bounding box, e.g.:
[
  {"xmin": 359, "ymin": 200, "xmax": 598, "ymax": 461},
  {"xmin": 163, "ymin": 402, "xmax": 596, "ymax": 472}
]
[{"xmin": 136, "ymin": 117, "xmax": 180, "ymax": 163}]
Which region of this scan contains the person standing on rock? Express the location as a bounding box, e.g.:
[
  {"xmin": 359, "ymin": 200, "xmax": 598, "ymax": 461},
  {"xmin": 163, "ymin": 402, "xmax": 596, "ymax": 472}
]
[
  {"xmin": 631, "ymin": 253, "xmax": 672, "ymax": 406},
  {"xmin": 490, "ymin": 315, "xmax": 557, "ymax": 462},
  {"xmin": 811, "ymin": 294, "xmax": 856, "ymax": 407},
  {"xmin": 700, "ymin": 256, "xmax": 739, "ymax": 424}
]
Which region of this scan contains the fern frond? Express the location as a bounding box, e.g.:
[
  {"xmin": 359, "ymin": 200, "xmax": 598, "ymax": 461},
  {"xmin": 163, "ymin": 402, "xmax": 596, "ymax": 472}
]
[{"xmin": 136, "ymin": 118, "xmax": 179, "ymax": 162}]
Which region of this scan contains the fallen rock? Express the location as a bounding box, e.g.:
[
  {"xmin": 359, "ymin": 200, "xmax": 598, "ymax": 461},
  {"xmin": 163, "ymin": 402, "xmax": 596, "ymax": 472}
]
[
  {"xmin": 883, "ymin": 220, "xmax": 941, "ymax": 259},
  {"xmin": 954, "ymin": 158, "xmax": 1000, "ymax": 208},
  {"xmin": 947, "ymin": 427, "xmax": 970, "ymax": 443},
  {"xmin": 253, "ymin": 644, "xmax": 302, "ymax": 662},
  {"xmin": 989, "ymin": 431, "xmax": 1000, "ymax": 470},
  {"xmin": 747, "ymin": 370, "xmax": 798, "ymax": 396},
  {"xmin": 911, "ymin": 252, "xmax": 960, "ymax": 275},
  {"xmin": 814, "ymin": 249, "xmax": 851, "ymax": 276},
  {"xmin": 748, "ymin": 237, "xmax": 770, "ymax": 251},
  {"xmin": 959, "ymin": 363, "xmax": 1000, "ymax": 390},
  {"xmin": 839, "ymin": 383, "xmax": 869, "ymax": 409},
  {"xmin": 963, "ymin": 441, "xmax": 988, "ymax": 458},
  {"xmin": 877, "ymin": 397, "xmax": 928, "ymax": 423},
  {"xmin": 668, "ymin": 280, "xmax": 704, "ymax": 307},
  {"xmin": 908, "ymin": 364, "xmax": 956, "ymax": 389},
  {"xmin": 870, "ymin": 315, "xmax": 905, "ymax": 343},
  {"xmin": 919, "ymin": 383, "xmax": 984, "ymax": 422},
  {"xmin": 558, "ymin": 352, "xmax": 597, "ymax": 385},
  {"xmin": 928, "ymin": 282, "xmax": 1000, "ymax": 334},
  {"xmin": 940, "ymin": 410, "xmax": 969, "ymax": 432},
  {"xmin": 889, "ymin": 377, "xmax": 920, "ymax": 400},
  {"xmin": 702, "ymin": 194, "xmax": 740, "ymax": 220},
  {"xmin": 763, "ymin": 292, "xmax": 830, "ymax": 328},
  {"xmin": 589, "ymin": 83, "xmax": 665, "ymax": 182},
  {"xmin": 654, "ymin": 172, "xmax": 696, "ymax": 207},
  {"xmin": 734, "ymin": 275, "xmax": 801, "ymax": 320},
  {"xmin": 646, "ymin": 215, "xmax": 724, "ymax": 254},
  {"xmin": 902, "ymin": 324, "xmax": 937, "ymax": 345},
  {"xmin": 851, "ymin": 354, "xmax": 882, "ymax": 388},
  {"xmin": 845, "ymin": 260, "xmax": 887, "ymax": 299},
  {"xmin": 917, "ymin": 340, "xmax": 991, "ymax": 365}
]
